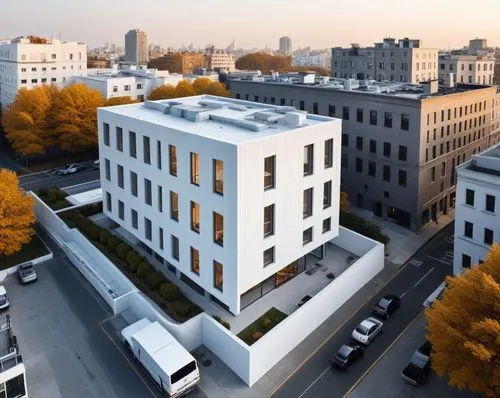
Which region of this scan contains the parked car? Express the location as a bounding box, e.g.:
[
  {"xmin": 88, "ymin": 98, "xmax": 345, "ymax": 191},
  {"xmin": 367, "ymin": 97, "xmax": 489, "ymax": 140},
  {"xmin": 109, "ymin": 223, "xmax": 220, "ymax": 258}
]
[
  {"xmin": 373, "ymin": 294, "xmax": 401, "ymax": 319},
  {"xmin": 401, "ymin": 341, "xmax": 432, "ymax": 385},
  {"xmin": 351, "ymin": 317, "xmax": 384, "ymax": 345},
  {"xmin": 92, "ymin": 159, "xmax": 100, "ymax": 169},
  {"xmin": 17, "ymin": 262, "xmax": 38, "ymax": 284},
  {"xmin": 423, "ymin": 281, "xmax": 447, "ymax": 308},
  {"xmin": 331, "ymin": 343, "xmax": 364, "ymax": 370},
  {"xmin": 0, "ymin": 286, "xmax": 9, "ymax": 310},
  {"xmin": 54, "ymin": 164, "xmax": 82, "ymax": 175}
]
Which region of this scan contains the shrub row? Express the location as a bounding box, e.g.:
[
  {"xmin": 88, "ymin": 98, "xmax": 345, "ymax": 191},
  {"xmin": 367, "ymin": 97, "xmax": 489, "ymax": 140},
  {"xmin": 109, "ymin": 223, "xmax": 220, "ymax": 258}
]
[
  {"xmin": 212, "ymin": 315, "xmax": 231, "ymax": 330},
  {"xmin": 37, "ymin": 187, "xmax": 71, "ymax": 210},
  {"xmin": 339, "ymin": 212, "xmax": 390, "ymax": 245}
]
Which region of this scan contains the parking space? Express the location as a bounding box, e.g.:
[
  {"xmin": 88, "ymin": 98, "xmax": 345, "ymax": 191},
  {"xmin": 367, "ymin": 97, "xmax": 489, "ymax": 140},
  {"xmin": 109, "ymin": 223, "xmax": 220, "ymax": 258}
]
[{"xmin": 2, "ymin": 255, "xmax": 156, "ymax": 398}]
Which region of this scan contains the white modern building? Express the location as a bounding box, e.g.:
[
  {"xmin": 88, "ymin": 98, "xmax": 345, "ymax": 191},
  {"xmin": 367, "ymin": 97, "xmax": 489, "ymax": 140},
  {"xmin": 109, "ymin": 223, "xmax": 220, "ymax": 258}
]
[
  {"xmin": 453, "ymin": 144, "xmax": 500, "ymax": 275},
  {"xmin": 438, "ymin": 54, "xmax": 495, "ymax": 85},
  {"xmin": 98, "ymin": 95, "xmax": 341, "ymax": 314},
  {"xmin": 0, "ymin": 315, "xmax": 28, "ymax": 397},
  {"xmin": 75, "ymin": 66, "xmax": 185, "ymax": 101},
  {"xmin": 332, "ymin": 38, "xmax": 438, "ymax": 83},
  {"xmin": 125, "ymin": 29, "xmax": 148, "ymax": 65},
  {"xmin": 292, "ymin": 51, "xmax": 331, "ymax": 70},
  {"xmin": 205, "ymin": 50, "xmax": 235, "ymax": 72},
  {"xmin": 0, "ymin": 36, "xmax": 87, "ymax": 107},
  {"xmin": 279, "ymin": 36, "xmax": 292, "ymax": 56}
]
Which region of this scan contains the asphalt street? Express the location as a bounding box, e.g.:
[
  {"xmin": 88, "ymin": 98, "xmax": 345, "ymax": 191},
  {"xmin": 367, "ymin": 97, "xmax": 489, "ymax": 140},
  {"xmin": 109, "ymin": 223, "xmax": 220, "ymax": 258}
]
[
  {"xmin": 18, "ymin": 161, "xmax": 100, "ymax": 192},
  {"xmin": 272, "ymin": 223, "xmax": 455, "ymax": 398}
]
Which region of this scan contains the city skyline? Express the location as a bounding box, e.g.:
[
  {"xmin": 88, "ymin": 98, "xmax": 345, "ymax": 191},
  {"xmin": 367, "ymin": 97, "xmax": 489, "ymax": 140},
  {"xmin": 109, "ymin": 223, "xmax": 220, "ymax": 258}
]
[{"xmin": 3, "ymin": 0, "xmax": 500, "ymax": 50}]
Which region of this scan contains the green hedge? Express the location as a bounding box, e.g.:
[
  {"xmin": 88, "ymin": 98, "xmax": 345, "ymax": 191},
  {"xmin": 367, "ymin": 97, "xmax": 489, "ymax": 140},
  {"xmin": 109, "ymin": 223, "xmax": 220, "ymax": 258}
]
[
  {"xmin": 237, "ymin": 307, "xmax": 287, "ymax": 345},
  {"xmin": 340, "ymin": 212, "xmax": 390, "ymax": 245},
  {"xmin": 37, "ymin": 187, "xmax": 71, "ymax": 210}
]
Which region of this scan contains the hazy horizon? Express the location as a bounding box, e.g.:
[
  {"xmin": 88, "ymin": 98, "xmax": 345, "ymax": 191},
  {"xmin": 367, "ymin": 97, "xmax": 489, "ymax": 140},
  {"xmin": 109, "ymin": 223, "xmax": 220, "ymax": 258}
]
[{"xmin": 3, "ymin": 0, "xmax": 500, "ymax": 50}]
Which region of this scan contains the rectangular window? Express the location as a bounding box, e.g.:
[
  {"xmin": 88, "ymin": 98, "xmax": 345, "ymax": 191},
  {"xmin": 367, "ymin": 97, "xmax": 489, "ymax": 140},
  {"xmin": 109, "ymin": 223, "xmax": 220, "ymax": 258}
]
[
  {"xmin": 441, "ymin": 161, "xmax": 446, "ymax": 176},
  {"xmin": 328, "ymin": 104, "xmax": 335, "ymax": 117},
  {"xmin": 355, "ymin": 158, "xmax": 363, "ymax": 173},
  {"xmin": 158, "ymin": 185, "xmax": 163, "ymax": 212},
  {"xmin": 157, "ymin": 140, "xmax": 162, "ymax": 169},
  {"xmin": 191, "ymin": 152, "xmax": 200, "ymax": 185},
  {"xmin": 343, "ymin": 106, "xmax": 350, "ymax": 120},
  {"xmin": 462, "ymin": 254, "xmax": 471, "ymax": 268},
  {"xmin": 191, "ymin": 247, "xmax": 199, "ymax": 274},
  {"xmin": 264, "ymin": 204, "xmax": 274, "ymax": 237},
  {"xmin": 263, "ymin": 247, "xmax": 275, "ymax": 266},
  {"xmin": 464, "ymin": 221, "xmax": 473, "ymax": 238},
  {"xmin": 484, "ymin": 228, "xmax": 494, "ymax": 245},
  {"xmin": 144, "ymin": 217, "xmax": 152, "ymax": 241},
  {"xmin": 143, "ymin": 136, "xmax": 151, "ymax": 164},
  {"xmin": 384, "ymin": 112, "xmax": 393, "ymax": 128},
  {"xmin": 303, "ymin": 227, "xmax": 313, "ymax": 245},
  {"xmin": 313, "ymin": 102, "xmax": 318, "ymax": 114},
  {"xmin": 323, "ymin": 181, "xmax": 332, "ymax": 209},
  {"xmin": 106, "ymin": 192, "xmax": 112, "ymax": 212},
  {"xmin": 299, "ymin": 100, "xmax": 305, "ymax": 111},
  {"xmin": 369, "ymin": 139, "xmax": 377, "ymax": 154},
  {"xmin": 144, "ymin": 178, "xmax": 152, "ymax": 205},
  {"xmin": 116, "ymin": 127, "xmax": 123, "ymax": 151},
  {"xmin": 398, "ymin": 170, "xmax": 407, "ymax": 187},
  {"xmin": 118, "ymin": 200, "xmax": 124, "ymax": 220},
  {"xmin": 370, "ymin": 110, "xmax": 377, "ymax": 125},
  {"xmin": 213, "ymin": 212, "xmax": 223, "ymax": 246},
  {"xmin": 130, "ymin": 171, "xmax": 138, "ymax": 196},
  {"xmin": 401, "ymin": 113, "xmax": 410, "ymax": 131},
  {"xmin": 214, "ymin": 159, "xmax": 224, "ymax": 194},
  {"xmin": 368, "ymin": 161, "xmax": 376, "ymax": 177},
  {"xmin": 303, "ymin": 188, "xmax": 313, "ymax": 218},
  {"xmin": 103, "ymin": 123, "xmax": 110, "ymax": 146},
  {"xmin": 383, "ymin": 165, "xmax": 391, "ymax": 182},
  {"xmin": 383, "ymin": 142, "xmax": 391, "ymax": 157},
  {"xmin": 482, "ymin": 194, "xmax": 495, "ymax": 214},
  {"xmin": 131, "ymin": 209, "xmax": 138, "ymax": 229},
  {"xmin": 213, "ymin": 261, "xmax": 223, "ymax": 291},
  {"xmin": 169, "ymin": 145, "xmax": 177, "ymax": 176},
  {"xmin": 356, "ymin": 108, "xmax": 363, "ymax": 123},
  {"xmin": 129, "ymin": 131, "xmax": 136, "ymax": 158},
  {"xmin": 304, "ymin": 144, "xmax": 314, "ymax": 176},
  {"xmin": 117, "ymin": 164, "xmax": 124, "ymax": 188},
  {"xmin": 322, "ymin": 217, "xmax": 331, "ymax": 233},
  {"xmin": 159, "ymin": 227, "xmax": 164, "ymax": 250},
  {"xmin": 172, "ymin": 235, "xmax": 179, "ymax": 260},
  {"xmin": 170, "ymin": 191, "xmax": 178, "ymax": 221},
  {"xmin": 465, "ymin": 189, "xmax": 475, "ymax": 206},
  {"xmin": 105, "ymin": 159, "xmax": 111, "ymax": 181},
  {"xmin": 324, "ymin": 139, "xmax": 333, "ymax": 168},
  {"xmin": 395, "ymin": 146, "xmax": 406, "ymax": 163},
  {"xmin": 356, "ymin": 136, "xmax": 363, "ymax": 151},
  {"xmin": 191, "ymin": 201, "xmax": 200, "ymax": 233},
  {"xmin": 264, "ymin": 155, "xmax": 275, "ymax": 189},
  {"xmin": 431, "ymin": 167, "xmax": 436, "ymax": 182}
]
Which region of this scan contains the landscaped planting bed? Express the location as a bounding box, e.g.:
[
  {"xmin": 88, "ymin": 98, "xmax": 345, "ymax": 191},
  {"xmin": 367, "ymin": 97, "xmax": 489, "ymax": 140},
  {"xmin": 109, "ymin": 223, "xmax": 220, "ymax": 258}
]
[
  {"xmin": 0, "ymin": 235, "xmax": 50, "ymax": 270},
  {"xmin": 237, "ymin": 307, "xmax": 287, "ymax": 345},
  {"xmin": 37, "ymin": 187, "xmax": 72, "ymax": 210},
  {"xmin": 340, "ymin": 212, "xmax": 390, "ymax": 245}
]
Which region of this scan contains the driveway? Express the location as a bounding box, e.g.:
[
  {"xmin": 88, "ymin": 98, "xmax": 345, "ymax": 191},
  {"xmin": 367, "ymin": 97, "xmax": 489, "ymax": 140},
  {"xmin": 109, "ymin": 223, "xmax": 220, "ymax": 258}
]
[{"xmin": 3, "ymin": 255, "xmax": 157, "ymax": 398}]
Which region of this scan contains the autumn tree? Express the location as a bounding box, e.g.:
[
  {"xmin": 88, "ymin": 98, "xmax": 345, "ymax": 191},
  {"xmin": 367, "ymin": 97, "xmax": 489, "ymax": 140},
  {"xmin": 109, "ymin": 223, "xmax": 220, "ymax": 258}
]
[
  {"xmin": 104, "ymin": 96, "xmax": 138, "ymax": 106},
  {"xmin": 148, "ymin": 84, "xmax": 177, "ymax": 100},
  {"xmin": 49, "ymin": 84, "xmax": 105, "ymax": 152},
  {"xmin": 235, "ymin": 52, "xmax": 292, "ymax": 73},
  {"xmin": 425, "ymin": 246, "xmax": 500, "ymax": 398},
  {"xmin": 0, "ymin": 170, "xmax": 35, "ymax": 257},
  {"xmin": 192, "ymin": 77, "xmax": 212, "ymax": 94},
  {"xmin": 340, "ymin": 192, "xmax": 350, "ymax": 214},
  {"xmin": 174, "ymin": 80, "xmax": 196, "ymax": 97},
  {"xmin": 2, "ymin": 85, "xmax": 57, "ymax": 156}
]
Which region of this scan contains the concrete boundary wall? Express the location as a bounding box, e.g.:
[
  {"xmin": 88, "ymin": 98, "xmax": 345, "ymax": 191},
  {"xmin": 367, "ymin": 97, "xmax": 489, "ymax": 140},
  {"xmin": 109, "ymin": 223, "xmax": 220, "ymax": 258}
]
[{"xmin": 0, "ymin": 252, "xmax": 53, "ymax": 282}]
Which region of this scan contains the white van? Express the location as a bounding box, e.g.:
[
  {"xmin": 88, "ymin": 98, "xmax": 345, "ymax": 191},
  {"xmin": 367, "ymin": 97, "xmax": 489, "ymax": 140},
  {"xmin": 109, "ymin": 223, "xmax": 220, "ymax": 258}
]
[{"xmin": 121, "ymin": 318, "xmax": 200, "ymax": 397}]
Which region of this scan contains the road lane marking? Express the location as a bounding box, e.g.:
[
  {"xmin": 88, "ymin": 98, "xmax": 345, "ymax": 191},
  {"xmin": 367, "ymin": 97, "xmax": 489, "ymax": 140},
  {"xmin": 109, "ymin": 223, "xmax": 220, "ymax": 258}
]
[
  {"xmin": 412, "ymin": 267, "xmax": 435, "ymax": 289},
  {"xmin": 100, "ymin": 324, "xmax": 161, "ymax": 398},
  {"xmin": 342, "ymin": 312, "xmax": 424, "ymax": 398},
  {"xmin": 427, "ymin": 255, "xmax": 451, "ymax": 265},
  {"xmin": 297, "ymin": 366, "xmax": 331, "ymax": 398},
  {"xmin": 18, "ymin": 170, "xmax": 51, "ymax": 178},
  {"xmin": 62, "ymin": 179, "xmax": 101, "ymax": 190}
]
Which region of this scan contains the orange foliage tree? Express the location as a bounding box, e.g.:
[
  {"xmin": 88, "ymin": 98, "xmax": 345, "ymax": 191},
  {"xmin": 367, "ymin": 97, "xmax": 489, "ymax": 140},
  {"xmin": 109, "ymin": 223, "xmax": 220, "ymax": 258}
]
[
  {"xmin": 148, "ymin": 78, "xmax": 230, "ymax": 101},
  {"xmin": 425, "ymin": 246, "xmax": 500, "ymax": 397},
  {"xmin": 105, "ymin": 96, "xmax": 138, "ymax": 106},
  {"xmin": 2, "ymin": 86, "xmax": 57, "ymax": 156},
  {"xmin": 235, "ymin": 52, "xmax": 291, "ymax": 73},
  {"xmin": 50, "ymin": 84, "xmax": 105, "ymax": 152},
  {"xmin": 174, "ymin": 80, "xmax": 196, "ymax": 97},
  {"xmin": 148, "ymin": 84, "xmax": 177, "ymax": 100},
  {"xmin": 0, "ymin": 169, "xmax": 35, "ymax": 257},
  {"xmin": 340, "ymin": 192, "xmax": 350, "ymax": 214}
]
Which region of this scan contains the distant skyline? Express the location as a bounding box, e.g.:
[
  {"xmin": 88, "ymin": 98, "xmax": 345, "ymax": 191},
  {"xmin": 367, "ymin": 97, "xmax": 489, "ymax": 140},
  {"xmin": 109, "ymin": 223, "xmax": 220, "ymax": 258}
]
[{"xmin": 3, "ymin": 0, "xmax": 500, "ymax": 50}]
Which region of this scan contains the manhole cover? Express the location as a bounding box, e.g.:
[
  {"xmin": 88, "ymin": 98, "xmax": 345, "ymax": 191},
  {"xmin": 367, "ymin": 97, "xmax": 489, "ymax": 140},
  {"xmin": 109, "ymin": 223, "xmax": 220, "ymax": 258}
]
[{"xmin": 202, "ymin": 359, "xmax": 212, "ymax": 367}]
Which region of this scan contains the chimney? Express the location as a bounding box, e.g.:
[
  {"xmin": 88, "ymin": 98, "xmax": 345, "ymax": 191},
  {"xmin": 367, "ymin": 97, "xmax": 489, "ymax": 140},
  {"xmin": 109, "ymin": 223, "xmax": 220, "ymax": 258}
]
[{"xmin": 422, "ymin": 80, "xmax": 439, "ymax": 95}]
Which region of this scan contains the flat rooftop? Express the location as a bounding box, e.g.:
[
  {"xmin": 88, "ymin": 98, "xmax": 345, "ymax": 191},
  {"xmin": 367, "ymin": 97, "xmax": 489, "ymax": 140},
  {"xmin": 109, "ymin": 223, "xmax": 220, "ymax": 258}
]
[
  {"xmin": 100, "ymin": 95, "xmax": 335, "ymax": 145},
  {"xmin": 234, "ymin": 75, "xmax": 491, "ymax": 100},
  {"xmin": 463, "ymin": 143, "xmax": 500, "ymax": 178}
]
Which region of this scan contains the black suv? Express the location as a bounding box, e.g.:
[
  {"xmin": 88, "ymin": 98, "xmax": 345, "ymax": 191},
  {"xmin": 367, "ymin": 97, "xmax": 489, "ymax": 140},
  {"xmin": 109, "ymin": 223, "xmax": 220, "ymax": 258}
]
[
  {"xmin": 373, "ymin": 294, "xmax": 401, "ymax": 319},
  {"xmin": 331, "ymin": 344, "xmax": 364, "ymax": 370}
]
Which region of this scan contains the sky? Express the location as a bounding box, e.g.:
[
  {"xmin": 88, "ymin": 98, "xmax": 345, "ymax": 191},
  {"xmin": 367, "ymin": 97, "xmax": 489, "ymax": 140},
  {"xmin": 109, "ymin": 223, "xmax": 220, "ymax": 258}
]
[{"xmin": 3, "ymin": 0, "xmax": 500, "ymax": 50}]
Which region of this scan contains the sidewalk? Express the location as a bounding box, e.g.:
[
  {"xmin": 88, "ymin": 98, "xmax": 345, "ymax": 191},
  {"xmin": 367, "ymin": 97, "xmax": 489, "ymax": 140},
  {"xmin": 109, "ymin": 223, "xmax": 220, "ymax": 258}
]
[{"xmin": 349, "ymin": 206, "xmax": 455, "ymax": 266}]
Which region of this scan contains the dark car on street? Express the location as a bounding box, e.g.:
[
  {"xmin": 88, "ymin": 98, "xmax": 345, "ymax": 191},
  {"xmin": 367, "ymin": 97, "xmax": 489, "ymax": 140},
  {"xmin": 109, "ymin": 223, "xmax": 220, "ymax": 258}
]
[
  {"xmin": 373, "ymin": 294, "xmax": 401, "ymax": 319},
  {"xmin": 331, "ymin": 344, "xmax": 364, "ymax": 370},
  {"xmin": 401, "ymin": 341, "xmax": 432, "ymax": 385}
]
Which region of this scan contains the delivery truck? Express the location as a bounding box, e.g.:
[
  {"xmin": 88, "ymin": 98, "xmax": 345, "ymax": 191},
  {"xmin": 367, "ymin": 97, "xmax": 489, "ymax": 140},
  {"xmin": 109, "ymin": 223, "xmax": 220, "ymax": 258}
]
[{"xmin": 121, "ymin": 318, "xmax": 200, "ymax": 397}]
